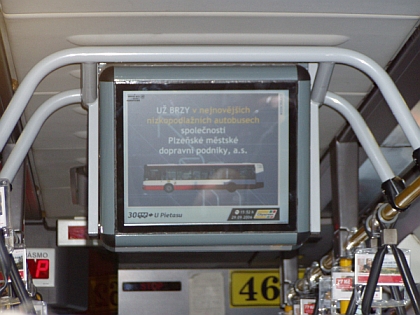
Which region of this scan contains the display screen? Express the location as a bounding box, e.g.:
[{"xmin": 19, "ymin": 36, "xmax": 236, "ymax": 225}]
[
  {"xmin": 27, "ymin": 259, "xmax": 50, "ymax": 279},
  {"xmin": 115, "ymin": 81, "xmax": 298, "ymax": 233}
]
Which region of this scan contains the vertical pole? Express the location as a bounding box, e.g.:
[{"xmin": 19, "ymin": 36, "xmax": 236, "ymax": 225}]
[
  {"xmin": 282, "ymin": 255, "xmax": 298, "ymax": 305},
  {"xmin": 87, "ymin": 99, "xmax": 99, "ymax": 236},
  {"xmin": 310, "ymin": 62, "xmax": 335, "ymax": 234},
  {"xmin": 330, "ymin": 140, "xmax": 359, "ymax": 258},
  {"xmin": 81, "ymin": 63, "xmax": 99, "ymax": 236},
  {"xmin": 81, "ymin": 63, "xmax": 98, "ymax": 108},
  {"xmin": 1, "ymin": 144, "xmax": 24, "ymax": 232}
]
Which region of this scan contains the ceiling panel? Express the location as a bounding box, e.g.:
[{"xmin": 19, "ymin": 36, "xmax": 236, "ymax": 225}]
[
  {"xmin": 3, "ymin": 14, "xmax": 418, "ymax": 82},
  {"xmin": 2, "ymin": 0, "xmax": 420, "ymax": 15}
]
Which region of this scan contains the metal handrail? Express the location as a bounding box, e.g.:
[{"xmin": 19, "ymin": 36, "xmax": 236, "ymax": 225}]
[{"xmin": 1, "ymin": 46, "xmax": 419, "ymax": 153}]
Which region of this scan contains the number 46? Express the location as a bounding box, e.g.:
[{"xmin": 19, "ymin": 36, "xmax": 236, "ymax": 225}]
[{"xmin": 240, "ymin": 276, "xmax": 280, "ymax": 301}]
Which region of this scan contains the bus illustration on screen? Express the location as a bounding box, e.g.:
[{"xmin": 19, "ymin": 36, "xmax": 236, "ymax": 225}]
[{"xmin": 143, "ymin": 163, "xmax": 264, "ymax": 193}]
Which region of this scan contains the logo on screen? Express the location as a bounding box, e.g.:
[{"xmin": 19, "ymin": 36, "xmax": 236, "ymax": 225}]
[
  {"xmin": 254, "ymin": 209, "xmax": 278, "ymax": 220},
  {"xmin": 228, "ymin": 208, "xmax": 279, "ymax": 221}
]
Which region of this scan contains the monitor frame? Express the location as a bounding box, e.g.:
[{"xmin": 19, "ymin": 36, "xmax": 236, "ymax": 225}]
[{"xmin": 98, "ymin": 64, "xmax": 311, "ymax": 250}]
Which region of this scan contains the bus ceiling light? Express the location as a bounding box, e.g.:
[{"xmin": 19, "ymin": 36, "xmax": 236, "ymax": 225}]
[{"xmin": 66, "ymin": 34, "xmax": 350, "ymax": 46}]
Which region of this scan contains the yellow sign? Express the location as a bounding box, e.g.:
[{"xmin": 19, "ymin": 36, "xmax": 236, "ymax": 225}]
[{"xmin": 230, "ymin": 270, "xmax": 281, "ymax": 307}]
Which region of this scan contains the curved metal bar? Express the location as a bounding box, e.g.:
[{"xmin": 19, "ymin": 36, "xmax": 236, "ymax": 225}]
[
  {"xmin": 361, "ymin": 245, "xmax": 387, "ymax": 315},
  {"xmin": 324, "ymin": 92, "xmax": 395, "ymax": 182},
  {"xmin": 381, "ymin": 175, "xmax": 420, "ymax": 222},
  {"xmin": 391, "ymin": 245, "xmax": 420, "ymax": 315},
  {"xmin": 1, "ymin": 46, "xmax": 419, "ymax": 151},
  {"xmin": 0, "ymin": 90, "xmax": 82, "ymax": 182}
]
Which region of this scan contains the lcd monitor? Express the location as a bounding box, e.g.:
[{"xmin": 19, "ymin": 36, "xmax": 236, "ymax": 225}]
[{"xmin": 99, "ymin": 64, "xmax": 311, "ymax": 251}]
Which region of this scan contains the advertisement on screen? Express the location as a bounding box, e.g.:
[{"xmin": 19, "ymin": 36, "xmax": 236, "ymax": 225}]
[{"xmin": 122, "ymin": 89, "xmax": 290, "ymax": 226}]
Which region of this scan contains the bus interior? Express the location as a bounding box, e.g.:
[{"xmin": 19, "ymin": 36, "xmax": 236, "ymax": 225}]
[{"xmin": 0, "ymin": 1, "xmax": 420, "ymax": 314}]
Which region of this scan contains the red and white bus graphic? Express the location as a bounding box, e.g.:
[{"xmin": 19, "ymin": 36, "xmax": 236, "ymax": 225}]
[{"xmin": 143, "ymin": 163, "xmax": 264, "ymax": 193}]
